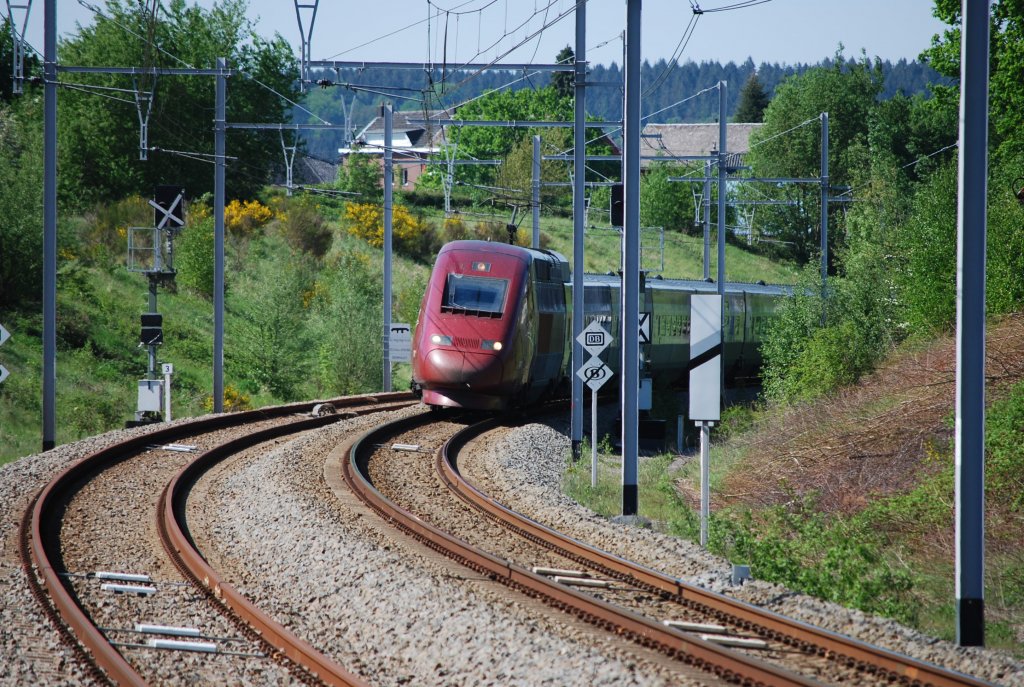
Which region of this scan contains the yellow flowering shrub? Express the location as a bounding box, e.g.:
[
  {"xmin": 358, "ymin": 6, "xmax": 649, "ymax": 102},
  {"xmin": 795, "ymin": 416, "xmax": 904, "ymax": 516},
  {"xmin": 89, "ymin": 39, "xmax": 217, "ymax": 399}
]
[
  {"xmin": 345, "ymin": 202, "xmax": 435, "ymax": 257},
  {"xmin": 224, "ymin": 199, "xmax": 273, "ymax": 236},
  {"xmin": 204, "ymin": 384, "xmax": 252, "ymax": 413}
]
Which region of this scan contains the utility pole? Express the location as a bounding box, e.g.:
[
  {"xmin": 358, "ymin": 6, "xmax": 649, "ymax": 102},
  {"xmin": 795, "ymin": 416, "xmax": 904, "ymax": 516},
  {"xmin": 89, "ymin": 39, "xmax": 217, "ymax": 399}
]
[
  {"xmin": 213, "ymin": 57, "xmax": 226, "ymax": 412},
  {"xmin": 293, "ymin": 1, "xmax": 319, "ymax": 92},
  {"xmin": 703, "ymin": 159, "xmax": 711, "ymax": 281},
  {"xmin": 571, "ymin": 0, "xmax": 587, "ymax": 461},
  {"xmin": 382, "ymin": 102, "xmax": 394, "ymax": 392},
  {"xmin": 621, "ymin": 0, "xmax": 641, "ymax": 516},
  {"xmin": 532, "ymin": 135, "xmax": 541, "ymax": 249},
  {"xmin": 820, "ymin": 112, "xmax": 829, "ymax": 287},
  {"xmin": 955, "ymin": 0, "xmax": 989, "ymax": 648},
  {"xmin": 717, "ymin": 80, "xmax": 727, "ymax": 300},
  {"xmin": 42, "ymin": 0, "xmax": 56, "ymax": 450}
]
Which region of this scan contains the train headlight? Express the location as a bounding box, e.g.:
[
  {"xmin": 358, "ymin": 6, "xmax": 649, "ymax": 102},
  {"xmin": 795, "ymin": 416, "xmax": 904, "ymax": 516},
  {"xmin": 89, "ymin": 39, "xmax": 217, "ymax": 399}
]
[
  {"xmin": 431, "ymin": 334, "xmax": 452, "ymax": 346},
  {"xmin": 481, "ymin": 340, "xmax": 502, "ymax": 351}
]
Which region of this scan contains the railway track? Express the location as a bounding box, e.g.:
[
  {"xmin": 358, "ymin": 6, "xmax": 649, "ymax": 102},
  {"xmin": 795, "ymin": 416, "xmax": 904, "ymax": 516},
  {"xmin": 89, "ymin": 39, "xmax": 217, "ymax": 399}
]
[
  {"xmin": 19, "ymin": 393, "xmax": 414, "ymax": 687},
  {"xmin": 339, "ymin": 410, "xmax": 995, "ymax": 687}
]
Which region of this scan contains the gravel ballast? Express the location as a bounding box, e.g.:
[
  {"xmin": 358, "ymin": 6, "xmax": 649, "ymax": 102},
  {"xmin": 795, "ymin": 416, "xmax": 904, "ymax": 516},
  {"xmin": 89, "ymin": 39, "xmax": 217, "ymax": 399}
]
[
  {"xmin": 458, "ymin": 420, "xmax": 1024, "ymax": 687},
  {"xmin": 2, "ymin": 409, "xmax": 1022, "ymax": 686}
]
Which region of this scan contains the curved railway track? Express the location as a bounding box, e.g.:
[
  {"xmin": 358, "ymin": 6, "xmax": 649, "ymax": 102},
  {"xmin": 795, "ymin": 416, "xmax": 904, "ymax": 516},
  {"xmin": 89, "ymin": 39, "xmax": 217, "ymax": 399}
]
[
  {"xmin": 339, "ymin": 411, "xmax": 994, "ymax": 687},
  {"xmin": 19, "ymin": 393, "xmax": 414, "ymax": 687}
]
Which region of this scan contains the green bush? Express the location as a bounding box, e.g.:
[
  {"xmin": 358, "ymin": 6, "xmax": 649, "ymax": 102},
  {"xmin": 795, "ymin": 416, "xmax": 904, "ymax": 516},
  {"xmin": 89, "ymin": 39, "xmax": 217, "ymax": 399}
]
[
  {"xmin": 175, "ymin": 217, "xmax": 215, "ymax": 298},
  {"xmin": 985, "ymin": 380, "xmax": 1024, "ymax": 510},
  {"xmin": 77, "ymin": 196, "xmax": 151, "ymax": 265},
  {"xmin": 894, "ymin": 161, "xmax": 958, "ymax": 335},
  {"xmin": 671, "ymin": 499, "xmax": 917, "ymax": 624},
  {"xmin": 280, "ymin": 197, "xmax": 332, "ymax": 258}
]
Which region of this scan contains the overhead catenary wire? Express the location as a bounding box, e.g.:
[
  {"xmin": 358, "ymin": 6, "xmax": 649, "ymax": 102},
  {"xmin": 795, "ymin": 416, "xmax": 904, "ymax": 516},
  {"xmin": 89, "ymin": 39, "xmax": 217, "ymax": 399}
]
[
  {"xmin": 696, "ymin": 0, "xmax": 775, "ymax": 12},
  {"xmin": 76, "ymin": 0, "xmax": 334, "ymax": 127}
]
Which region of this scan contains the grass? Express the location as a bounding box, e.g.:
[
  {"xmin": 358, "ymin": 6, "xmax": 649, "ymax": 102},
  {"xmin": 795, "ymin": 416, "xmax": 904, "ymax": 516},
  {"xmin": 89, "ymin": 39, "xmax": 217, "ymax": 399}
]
[
  {"xmin": 563, "ymin": 436, "xmax": 684, "ymax": 530},
  {"xmin": 539, "ymin": 215, "xmax": 800, "ymax": 284},
  {"xmin": 562, "ymin": 333, "xmax": 1024, "ymax": 656},
  {"xmin": 0, "ymin": 214, "xmax": 431, "ymax": 467}
]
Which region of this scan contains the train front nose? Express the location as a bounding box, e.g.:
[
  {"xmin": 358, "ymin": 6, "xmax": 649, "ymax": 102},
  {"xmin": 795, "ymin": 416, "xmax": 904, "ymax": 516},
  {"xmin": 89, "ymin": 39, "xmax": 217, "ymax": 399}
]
[{"xmin": 423, "ymin": 348, "xmax": 505, "ymax": 390}]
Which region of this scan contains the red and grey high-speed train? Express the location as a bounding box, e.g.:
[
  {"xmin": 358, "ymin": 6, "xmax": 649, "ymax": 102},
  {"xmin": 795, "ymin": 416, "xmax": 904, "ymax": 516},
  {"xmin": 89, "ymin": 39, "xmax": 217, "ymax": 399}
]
[{"xmin": 411, "ymin": 240, "xmax": 789, "ymax": 411}]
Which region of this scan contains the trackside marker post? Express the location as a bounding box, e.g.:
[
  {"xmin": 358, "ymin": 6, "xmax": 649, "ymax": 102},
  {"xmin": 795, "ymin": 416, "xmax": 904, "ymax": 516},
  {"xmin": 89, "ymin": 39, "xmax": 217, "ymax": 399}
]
[
  {"xmin": 577, "ymin": 322, "xmax": 613, "ymax": 489},
  {"xmin": 689, "ymin": 295, "xmax": 722, "ymax": 548}
]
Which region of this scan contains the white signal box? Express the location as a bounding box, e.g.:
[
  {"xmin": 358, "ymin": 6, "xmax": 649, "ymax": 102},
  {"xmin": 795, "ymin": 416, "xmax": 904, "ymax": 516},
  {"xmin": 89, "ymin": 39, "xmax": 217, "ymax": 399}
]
[
  {"xmin": 137, "ymin": 380, "xmax": 164, "ymax": 412},
  {"xmin": 389, "ymin": 323, "xmax": 412, "ymax": 362},
  {"xmin": 577, "ymin": 321, "xmax": 611, "ymax": 357}
]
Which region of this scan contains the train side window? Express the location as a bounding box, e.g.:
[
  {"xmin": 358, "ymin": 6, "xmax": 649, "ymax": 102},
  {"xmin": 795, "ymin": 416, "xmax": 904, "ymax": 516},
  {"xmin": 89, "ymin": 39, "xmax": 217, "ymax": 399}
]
[{"xmin": 442, "ymin": 274, "xmax": 509, "ymax": 315}]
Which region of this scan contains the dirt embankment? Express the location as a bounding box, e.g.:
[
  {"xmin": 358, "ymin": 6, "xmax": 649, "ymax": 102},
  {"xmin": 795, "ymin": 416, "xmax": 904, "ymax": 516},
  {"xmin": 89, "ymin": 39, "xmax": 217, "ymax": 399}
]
[{"xmin": 717, "ymin": 312, "xmax": 1024, "ymax": 515}]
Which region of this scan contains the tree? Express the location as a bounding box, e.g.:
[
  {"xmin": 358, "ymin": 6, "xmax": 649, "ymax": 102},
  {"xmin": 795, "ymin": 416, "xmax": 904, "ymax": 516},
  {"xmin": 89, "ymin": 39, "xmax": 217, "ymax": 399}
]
[
  {"xmin": 921, "ymin": 0, "xmax": 1024, "ymax": 157},
  {"xmin": 0, "ymin": 97, "xmax": 44, "ymax": 308},
  {"xmin": 733, "ymin": 72, "xmax": 770, "ymax": 123},
  {"xmin": 640, "ymin": 161, "xmax": 697, "ymax": 235},
  {"xmin": 443, "ymin": 86, "xmax": 572, "ymax": 190},
  {"xmin": 57, "ymin": 0, "xmax": 299, "ymax": 205},
  {"xmin": 228, "ymin": 249, "xmax": 313, "ymax": 400},
  {"xmin": 337, "ymin": 148, "xmax": 381, "ymax": 199},
  {"xmin": 742, "ymin": 53, "xmax": 883, "ymax": 265},
  {"xmin": 551, "ymin": 46, "xmax": 574, "ymax": 101}
]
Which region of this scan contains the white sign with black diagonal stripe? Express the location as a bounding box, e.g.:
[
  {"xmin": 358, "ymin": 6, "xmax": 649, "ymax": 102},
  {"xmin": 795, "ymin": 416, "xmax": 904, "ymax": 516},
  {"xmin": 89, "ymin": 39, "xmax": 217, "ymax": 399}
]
[
  {"xmin": 0, "ymin": 323, "xmax": 8, "ymax": 384},
  {"xmin": 688, "ymin": 295, "xmax": 722, "ymax": 422}
]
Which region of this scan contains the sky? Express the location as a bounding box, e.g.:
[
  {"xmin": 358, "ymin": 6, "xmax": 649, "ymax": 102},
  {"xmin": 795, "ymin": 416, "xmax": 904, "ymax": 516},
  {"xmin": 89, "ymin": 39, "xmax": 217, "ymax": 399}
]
[{"xmin": 19, "ymin": 1, "xmax": 948, "ymax": 69}]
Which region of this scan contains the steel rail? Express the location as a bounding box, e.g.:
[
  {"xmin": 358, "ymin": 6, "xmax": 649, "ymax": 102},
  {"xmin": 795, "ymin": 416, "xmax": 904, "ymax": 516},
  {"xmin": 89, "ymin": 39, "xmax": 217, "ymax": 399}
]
[
  {"xmin": 340, "ymin": 412, "xmax": 819, "ymax": 687},
  {"xmin": 438, "ymin": 416, "xmax": 994, "ymax": 687},
  {"xmin": 22, "ymin": 392, "xmax": 413, "ymax": 686},
  {"xmin": 157, "ymin": 399, "xmax": 415, "ymax": 686}
]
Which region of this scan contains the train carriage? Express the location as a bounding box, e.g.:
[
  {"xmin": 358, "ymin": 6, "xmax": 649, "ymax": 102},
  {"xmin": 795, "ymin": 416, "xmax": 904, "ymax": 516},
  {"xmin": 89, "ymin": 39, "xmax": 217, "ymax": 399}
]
[{"xmin": 411, "ymin": 240, "xmax": 788, "ymax": 411}]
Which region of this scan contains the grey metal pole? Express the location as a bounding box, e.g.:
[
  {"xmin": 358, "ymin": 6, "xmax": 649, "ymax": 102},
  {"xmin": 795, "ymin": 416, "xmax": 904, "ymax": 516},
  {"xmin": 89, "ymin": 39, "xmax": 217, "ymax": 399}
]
[
  {"xmin": 42, "ymin": 0, "xmax": 57, "ymax": 450},
  {"xmin": 148, "ymin": 280, "xmax": 158, "ymax": 379},
  {"xmin": 213, "ymin": 57, "xmax": 226, "ymax": 413},
  {"xmin": 700, "ymin": 421, "xmax": 710, "ymax": 546},
  {"xmin": 820, "ymin": 112, "xmax": 829, "ymax": 287},
  {"xmin": 703, "ymin": 159, "xmax": 711, "ymax": 281},
  {"xmin": 532, "ymin": 135, "xmax": 541, "ymax": 249},
  {"xmin": 570, "ymin": 0, "xmax": 587, "ymax": 461},
  {"xmin": 717, "ymin": 81, "xmax": 727, "ymax": 299},
  {"xmin": 591, "ymin": 389, "xmax": 598, "ymax": 488},
  {"xmin": 383, "ymin": 102, "xmax": 394, "ymax": 392},
  {"xmin": 621, "ymin": 0, "xmax": 641, "ymax": 516},
  {"xmin": 955, "ymin": 0, "xmax": 989, "ymax": 648}
]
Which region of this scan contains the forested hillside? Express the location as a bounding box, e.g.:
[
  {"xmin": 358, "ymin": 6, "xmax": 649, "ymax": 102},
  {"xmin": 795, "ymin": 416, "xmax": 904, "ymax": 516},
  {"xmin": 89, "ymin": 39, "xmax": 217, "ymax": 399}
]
[{"xmin": 298, "ymin": 56, "xmax": 946, "ymax": 160}]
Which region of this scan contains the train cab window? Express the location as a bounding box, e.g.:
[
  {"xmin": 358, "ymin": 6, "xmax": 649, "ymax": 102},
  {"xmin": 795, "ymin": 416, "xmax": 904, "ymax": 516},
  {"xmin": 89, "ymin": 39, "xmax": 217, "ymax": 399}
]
[{"xmin": 442, "ymin": 274, "xmax": 508, "ymax": 316}]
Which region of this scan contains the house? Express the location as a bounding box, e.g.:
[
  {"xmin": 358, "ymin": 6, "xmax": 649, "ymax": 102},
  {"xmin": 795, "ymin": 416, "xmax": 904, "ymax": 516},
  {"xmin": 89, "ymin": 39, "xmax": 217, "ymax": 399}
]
[
  {"xmin": 640, "ymin": 122, "xmax": 762, "ymax": 170},
  {"xmin": 338, "ymin": 110, "xmax": 445, "ymax": 188}
]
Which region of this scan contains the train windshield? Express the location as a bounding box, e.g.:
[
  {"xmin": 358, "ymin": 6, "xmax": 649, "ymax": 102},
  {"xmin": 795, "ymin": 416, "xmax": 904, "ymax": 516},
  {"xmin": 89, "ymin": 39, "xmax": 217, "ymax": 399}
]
[{"xmin": 442, "ymin": 274, "xmax": 508, "ymax": 315}]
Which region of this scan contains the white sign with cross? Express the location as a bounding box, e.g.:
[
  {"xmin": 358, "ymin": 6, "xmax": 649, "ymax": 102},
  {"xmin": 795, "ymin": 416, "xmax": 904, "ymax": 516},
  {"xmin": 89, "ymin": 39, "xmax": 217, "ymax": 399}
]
[
  {"xmin": 149, "ymin": 195, "xmax": 185, "ymax": 230},
  {"xmin": 639, "ymin": 312, "xmax": 651, "ymax": 344}
]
